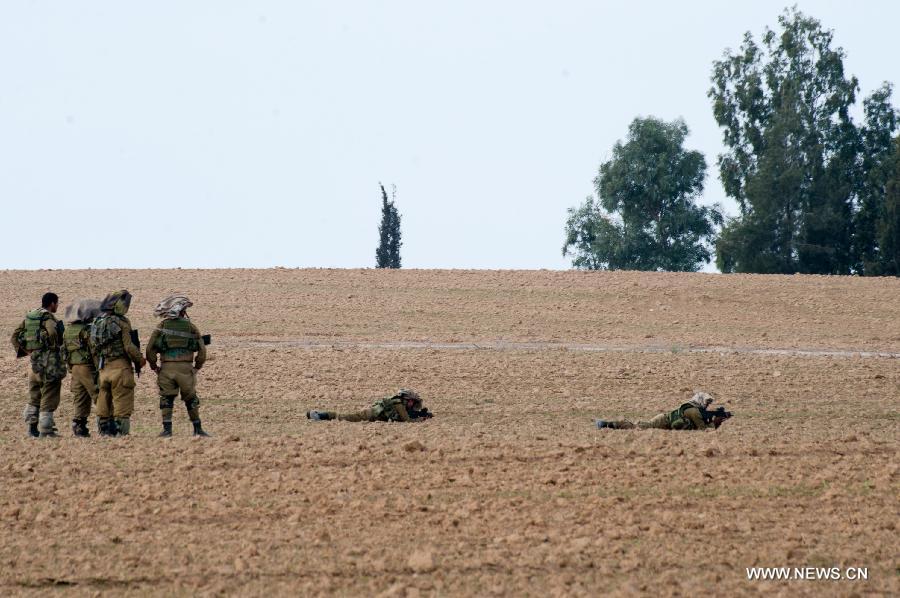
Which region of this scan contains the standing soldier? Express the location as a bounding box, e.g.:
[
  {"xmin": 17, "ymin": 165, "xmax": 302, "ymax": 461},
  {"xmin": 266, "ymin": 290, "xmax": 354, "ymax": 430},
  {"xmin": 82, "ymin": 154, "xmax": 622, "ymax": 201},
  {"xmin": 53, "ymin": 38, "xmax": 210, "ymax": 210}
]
[
  {"xmin": 10, "ymin": 292, "xmax": 67, "ymax": 437},
  {"xmin": 62, "ymin": 299, "xmax": 102, "ymax": 437},
  {"xmin": 89, "ymin": 290, "xmax": 146, "ymax": 436},
  {"xmin": 146, "ymin": 295, "xmax": 209, "ymax": 437}
]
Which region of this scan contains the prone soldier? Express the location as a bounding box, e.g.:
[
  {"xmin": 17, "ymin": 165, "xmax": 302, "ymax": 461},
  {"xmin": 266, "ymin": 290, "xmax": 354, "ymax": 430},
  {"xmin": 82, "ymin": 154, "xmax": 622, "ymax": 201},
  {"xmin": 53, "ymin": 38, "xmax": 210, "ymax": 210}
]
[
  {"xmin": 146, "ymin": 295, "xmax": 209, "ymax": 437},
  {"xmin": 595, "ymin": 392, "xmax": 730, "ymax": 431},
  {"xmin": 307, "ymin": 389, "xmax": 431, "ymax": 422},
  {"xmin": 10, "ymin": 292, "xmax": 67, "ymax": 437}
]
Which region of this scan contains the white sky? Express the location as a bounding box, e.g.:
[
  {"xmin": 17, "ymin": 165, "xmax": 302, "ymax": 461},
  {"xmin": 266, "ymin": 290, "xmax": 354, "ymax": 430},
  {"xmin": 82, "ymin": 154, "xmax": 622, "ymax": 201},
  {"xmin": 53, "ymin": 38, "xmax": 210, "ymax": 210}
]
[{"xmin": 1, "ymin": 1, "xmax": 897, "ymax": 270}]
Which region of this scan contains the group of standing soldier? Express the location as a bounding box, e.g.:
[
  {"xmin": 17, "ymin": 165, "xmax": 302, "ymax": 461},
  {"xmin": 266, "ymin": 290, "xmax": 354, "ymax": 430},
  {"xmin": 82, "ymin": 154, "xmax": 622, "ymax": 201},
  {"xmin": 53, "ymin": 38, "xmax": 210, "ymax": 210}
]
[{"xmin": 10, "ymin": 290, "xmax": 208, "ymax": 438}]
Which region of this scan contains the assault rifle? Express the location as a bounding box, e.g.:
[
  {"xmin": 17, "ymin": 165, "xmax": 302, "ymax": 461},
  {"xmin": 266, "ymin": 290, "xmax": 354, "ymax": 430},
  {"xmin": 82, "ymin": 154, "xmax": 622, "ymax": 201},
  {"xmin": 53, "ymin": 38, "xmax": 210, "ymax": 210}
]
[
  {"xmin": 408, "ymin": 407, "xmax": 433, "ymax": 420},
  {"xmin": 701, "ymin": 406, "xmax": 732, "ymax": 427},
  {"xmin": 130, "ymin": 329, "xmax": 142, "ymax": 378}
]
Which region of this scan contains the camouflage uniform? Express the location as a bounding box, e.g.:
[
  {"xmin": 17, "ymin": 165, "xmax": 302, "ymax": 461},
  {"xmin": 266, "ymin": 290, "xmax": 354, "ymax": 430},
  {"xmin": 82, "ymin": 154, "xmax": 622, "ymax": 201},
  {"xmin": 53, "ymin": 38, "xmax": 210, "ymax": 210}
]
[
  {"xmin": 63, "ymin": 320, "xmax": 99, "ymax": 436},
  {"xmin": 603, "ymin": 404, "xmax": 711, "ymax": 430},
  {"xmin": 310, "ymin": 390, "xmax": 424, "ymax": 422},
  {"xmin": 11, "ymin": 307, "xmax": 67, "ymax": 436},
  {"xmin": 597, "ymin": 392, "xmax": 717, "ymax": 431},
  {"xmin": 146, "ymin": 316, "xmax": 208, "ymax": 436},
  {"xmin": 89, "ymin": 291, "xmax": 145, "ymax": 436}
]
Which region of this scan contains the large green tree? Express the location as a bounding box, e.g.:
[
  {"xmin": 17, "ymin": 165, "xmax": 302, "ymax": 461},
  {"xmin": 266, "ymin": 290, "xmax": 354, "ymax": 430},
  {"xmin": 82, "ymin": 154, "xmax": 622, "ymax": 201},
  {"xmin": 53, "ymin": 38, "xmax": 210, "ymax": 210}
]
[
  {"xmin": 710, "ymin": 7, "xmax": 897, "ymax": 274},
  {"xmin": 563, "ymin": 117, "xmax": 723, "ymax": 271}
]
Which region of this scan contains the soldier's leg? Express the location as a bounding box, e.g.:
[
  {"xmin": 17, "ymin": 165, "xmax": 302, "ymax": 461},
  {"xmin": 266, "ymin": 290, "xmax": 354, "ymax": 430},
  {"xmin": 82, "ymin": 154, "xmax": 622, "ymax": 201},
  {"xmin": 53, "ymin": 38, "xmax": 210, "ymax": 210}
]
[
  {"xmin": 96, "ymin": 371, "xmax": 115, "ymax": 436},
  {"xmin": 37, "ymin": 378, "xmax": 62, "ymax": 437},
  {"xmin": 158, "ymin": 395, "xmax": 176, "ymax": 436},
  {"xmin": 156, "ymin": 363, "xmax": 180, "ymax": 437},
  {"xmin": 336, "ymin": 408, "xmax": 379, "ymax": 422},
  {"xmin": 636, "ymin": 413, "xmax": 670, "ymax": 430},
  {"xmin": 175, "ymin": 365, "xmax": 201, "ymax": 420},
  {"xmin": 23, "ymin": 372, "xmax": 42, "ymax": 437},
  {"xmin": 110, "ymin": 367, "xmax": 136, "ymax": 436},
  {"xmin": 170, "ymin": 363, "xmax": 207, "ymax": 436},
  {"xmin": 611, "ymin": 420, "xmax": 636, "ymax": 429},
  {"xmin": 70, "ymin": 366, "xmax": 94, "ymax": 436}
]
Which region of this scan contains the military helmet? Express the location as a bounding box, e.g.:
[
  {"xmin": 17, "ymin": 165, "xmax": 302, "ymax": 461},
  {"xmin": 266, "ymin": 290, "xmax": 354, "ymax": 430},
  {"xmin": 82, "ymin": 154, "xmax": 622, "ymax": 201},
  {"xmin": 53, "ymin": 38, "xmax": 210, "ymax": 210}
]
[
  {"xmin": 690, "ymin": 391, "xmax": 714, "ymax": 409},
  {"xmin": 398, "ymin": 388, "xmax": 422, "ymax": 408},
  {"xmin": 64, "ymin": 298, "xmax": 102, "ymax": 324},
  {"xmin": 101, "ymin": 290, "xmax": 132, "ymax": 316}
]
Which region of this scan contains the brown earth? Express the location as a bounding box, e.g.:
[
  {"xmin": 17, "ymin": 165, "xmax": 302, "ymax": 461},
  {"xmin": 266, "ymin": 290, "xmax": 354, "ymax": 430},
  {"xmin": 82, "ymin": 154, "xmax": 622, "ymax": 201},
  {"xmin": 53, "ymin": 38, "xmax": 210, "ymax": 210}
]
[{"xmin": 0, "ymin": 269, "xmax": 897, "ymax": 596}]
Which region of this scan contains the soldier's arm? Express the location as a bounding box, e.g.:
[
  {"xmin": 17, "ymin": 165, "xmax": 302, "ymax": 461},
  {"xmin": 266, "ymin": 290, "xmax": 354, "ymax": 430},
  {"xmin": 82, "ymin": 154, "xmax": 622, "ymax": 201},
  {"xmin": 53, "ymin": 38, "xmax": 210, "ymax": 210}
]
[
  {"xmin": 684, "ymin": 407, "xmax": 712, "ymax": 430},
  {"xmin": 146, "ymin": 328, "xmax": 161, "ymax": 370},
  {"xmin": 191, "ymin": 322, "xmax": 207, "ymax": 369},
  {"xmin": 43, "ymin": 317, "xmax": 61, "ymax": 349},
  {"xmin": 119, "ymin": 318, "xmax": 146, "ymax": 366},
  {"xmin": 394, "ymin": 402, "xmax": 412, "ymax": 422},
  {"xmin": 84, "ymin": 328, "xmax": 100, "ymax": 369},
  {"xmin": 10, "ymin": 321, "xmax": 25, "ymax": 352}
]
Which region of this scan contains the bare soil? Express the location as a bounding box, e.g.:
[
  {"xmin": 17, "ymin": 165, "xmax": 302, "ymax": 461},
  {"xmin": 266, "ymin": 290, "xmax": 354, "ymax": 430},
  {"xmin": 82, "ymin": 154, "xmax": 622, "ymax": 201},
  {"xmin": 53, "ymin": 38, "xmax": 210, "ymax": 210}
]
[{"xmin": 0, "ymin": 269, "xmax": 897, "ymax": 596}]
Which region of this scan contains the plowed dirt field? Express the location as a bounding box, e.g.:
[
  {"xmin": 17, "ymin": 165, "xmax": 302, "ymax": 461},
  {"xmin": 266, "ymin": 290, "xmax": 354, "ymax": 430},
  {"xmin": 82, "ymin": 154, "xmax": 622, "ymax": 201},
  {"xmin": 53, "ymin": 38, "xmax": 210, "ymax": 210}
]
[{"xmin": 1, "ymin": 269, "xmax": 897, "ymax": 596}]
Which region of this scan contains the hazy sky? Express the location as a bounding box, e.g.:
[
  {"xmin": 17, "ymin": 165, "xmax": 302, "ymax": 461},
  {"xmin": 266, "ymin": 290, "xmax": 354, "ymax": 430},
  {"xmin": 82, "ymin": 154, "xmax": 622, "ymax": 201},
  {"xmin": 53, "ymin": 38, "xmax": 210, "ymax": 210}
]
[{"xmin": 1, "ymin": 1, "xmax": 898, "ymax": 270}]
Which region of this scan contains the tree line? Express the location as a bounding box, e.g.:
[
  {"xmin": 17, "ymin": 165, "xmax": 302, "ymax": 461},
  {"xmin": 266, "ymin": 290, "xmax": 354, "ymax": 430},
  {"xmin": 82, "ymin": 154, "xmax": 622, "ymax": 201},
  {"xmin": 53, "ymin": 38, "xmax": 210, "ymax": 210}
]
[{"xmin": 564, "ymin": 7, "xmax": 900, "ymax": 275}]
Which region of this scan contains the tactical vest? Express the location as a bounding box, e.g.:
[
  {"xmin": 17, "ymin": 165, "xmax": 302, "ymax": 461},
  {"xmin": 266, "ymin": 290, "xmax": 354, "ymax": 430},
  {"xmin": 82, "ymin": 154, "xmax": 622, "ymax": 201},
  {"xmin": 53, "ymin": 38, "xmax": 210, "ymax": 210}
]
[
  {"xmin": 154, "ymin": 318, "xmax": 199, "ymax": 358},
  {"xmin": 90, "ymin": 314, "xmax": 126, "ymax": 360},
  {"xmin": 668, "ymin": 403, "xmax": 699, "ymax": 430},
  {"xmin": 64, "ymin": 322, "xmax": 93, "ymax": 366},
  {"xmin": 372, "ymin": 396, "xmax": 404, "ymax": 422},
  {"xmin": 21, "ymin": 309, "xmax": 51, "ymax": 351}
]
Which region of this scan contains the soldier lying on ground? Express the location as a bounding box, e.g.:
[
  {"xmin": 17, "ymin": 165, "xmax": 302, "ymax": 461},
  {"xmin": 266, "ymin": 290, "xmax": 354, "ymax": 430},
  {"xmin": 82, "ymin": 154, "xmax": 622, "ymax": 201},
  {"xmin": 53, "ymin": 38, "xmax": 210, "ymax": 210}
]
[
  {"xmin": 595, "ymin": 391, "xmax": 730, "ymax": 430},
  {"xmin": 307, "ymin": 389, "xmax": 432, "ymax": 422}
]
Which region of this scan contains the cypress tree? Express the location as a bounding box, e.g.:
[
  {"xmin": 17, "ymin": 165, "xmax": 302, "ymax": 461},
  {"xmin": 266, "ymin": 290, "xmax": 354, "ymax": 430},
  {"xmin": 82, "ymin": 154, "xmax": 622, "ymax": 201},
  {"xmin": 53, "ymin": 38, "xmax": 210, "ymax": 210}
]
[{"xmin": 375, "ymin": 183, "xmax": 402, "ymax": 268}]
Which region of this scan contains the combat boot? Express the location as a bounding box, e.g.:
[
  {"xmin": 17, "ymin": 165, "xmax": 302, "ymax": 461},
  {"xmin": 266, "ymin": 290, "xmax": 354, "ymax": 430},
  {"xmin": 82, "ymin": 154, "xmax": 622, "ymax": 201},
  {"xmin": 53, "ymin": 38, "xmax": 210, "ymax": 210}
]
[
  {"xmin": 159, "ymin": 421, "xmax": 173, "ymax": 438},
  {"xmin": 595, "ymin": 420, "xmax": 613, "ymax": 429},
  {"xmin": 114, "ymin": 418, "xmax": 129, "ymax": 436},
  {"xmin": 27, "ymin": 422, "xmax": 40, "ymax": 438},
  {"xmin": 192, "ymin": 420, "xmax": 209, "ymax": 437},
  {"xmin": 98, "ymin": 418, "xmax": 116, "ymax": 437},
  {"xmin": 72, "ymin": 419, "xmax": 90, "ymax": 437},
  {"xmin": 38, "ymin": 412, "xmax": 59, "ymax": 437},
  {"xmin": 306, "ymin": 410, "xmax": 333, "ymax": 421}
]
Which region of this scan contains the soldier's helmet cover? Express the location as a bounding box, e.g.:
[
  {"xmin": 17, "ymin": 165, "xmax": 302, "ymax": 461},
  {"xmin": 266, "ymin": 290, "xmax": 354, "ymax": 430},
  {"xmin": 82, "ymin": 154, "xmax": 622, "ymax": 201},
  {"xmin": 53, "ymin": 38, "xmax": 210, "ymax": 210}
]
[
  {"xmin": 64, "ymin": 298, "xmax": 103, "ymax": 324},
  {"xmin": 398, "ymin": 388, "xmax": 422, "ymax": 408},
  {"xmin": 101, "ymin": 290, "xmax": 132, "ymax": 316},
  {"xmin": 154, "ymin": 295, "xmax": 194, "ymax": 319},
  {"xmin": 688, "ymin": 391, "xmax": 714, "ymax": 410}
]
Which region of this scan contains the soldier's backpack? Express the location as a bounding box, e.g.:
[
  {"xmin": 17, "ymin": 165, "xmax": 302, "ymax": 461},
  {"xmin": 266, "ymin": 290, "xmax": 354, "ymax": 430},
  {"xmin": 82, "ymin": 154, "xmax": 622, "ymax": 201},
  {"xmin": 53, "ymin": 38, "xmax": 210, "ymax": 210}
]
[
  {"xmin": 668, "ymin": 403, "xmax": 699, "ymax": 430},
  {"xmin": 20, "ymin": 309, "xmax": 51, "ymax": 352},
  {"xmin": 372, "ymin": 396, "xmax": 406, "ymax": 422},
  {"xmin": 63, "ymin": 322, "xmax": 92, "ymax": 365},
  {"xmin": 90, "ymin": 314, "xmax": 125, "ymax": 359}
]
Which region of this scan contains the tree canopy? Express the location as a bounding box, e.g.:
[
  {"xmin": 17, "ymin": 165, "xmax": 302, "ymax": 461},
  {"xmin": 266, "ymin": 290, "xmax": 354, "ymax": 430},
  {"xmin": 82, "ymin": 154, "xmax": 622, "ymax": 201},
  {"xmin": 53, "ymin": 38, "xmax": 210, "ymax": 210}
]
[
  {"xmin": 710, "ymin": 7, "xmax": 898, "ymax": 274},
  {"xmin": 563, "ymin": 117, "xmax": 722, "ymax": 272}
]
